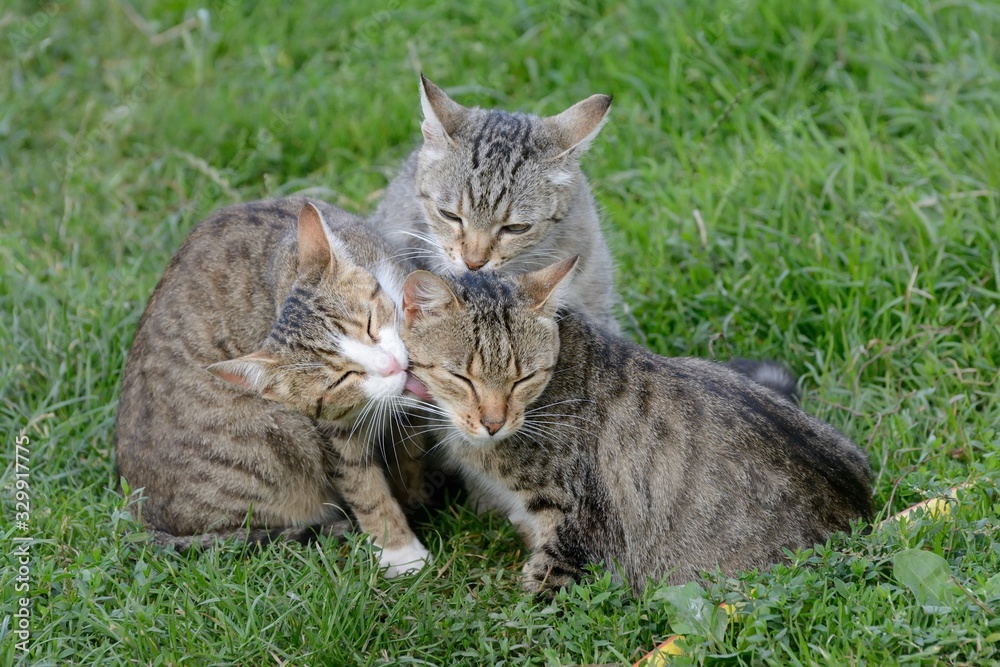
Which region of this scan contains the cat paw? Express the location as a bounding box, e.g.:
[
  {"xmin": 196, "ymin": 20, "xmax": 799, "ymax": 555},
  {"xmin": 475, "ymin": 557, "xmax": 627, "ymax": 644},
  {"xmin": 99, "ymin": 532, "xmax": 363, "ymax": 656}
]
[
  {"xmin": 521, "ymin": 555, "xmax": 576, "ymax": 598},
  {"xmin": 378, "ymin": 537, "xmax": 431, "ymax": 578}
]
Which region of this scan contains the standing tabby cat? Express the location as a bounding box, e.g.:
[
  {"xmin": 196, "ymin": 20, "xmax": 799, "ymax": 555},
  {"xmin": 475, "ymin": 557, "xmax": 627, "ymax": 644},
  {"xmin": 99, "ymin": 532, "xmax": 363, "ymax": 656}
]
[
  {"xmin": 369, "ymin": 75, "xmax": 620, "ymax": 332},
  {"xmin": 116, "ymin": 198, "xmax": 429, "ymax": 576},
  {"xmin": 399, "ymin": 258, "xmax": 873, "ymax": 595}
]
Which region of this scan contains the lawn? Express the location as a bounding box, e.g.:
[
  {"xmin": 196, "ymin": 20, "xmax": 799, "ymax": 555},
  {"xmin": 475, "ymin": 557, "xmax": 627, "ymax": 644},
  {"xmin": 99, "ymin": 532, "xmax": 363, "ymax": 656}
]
[{"xmin": 2, "ymin": 0, "xmax": 999, "ymax": 664}]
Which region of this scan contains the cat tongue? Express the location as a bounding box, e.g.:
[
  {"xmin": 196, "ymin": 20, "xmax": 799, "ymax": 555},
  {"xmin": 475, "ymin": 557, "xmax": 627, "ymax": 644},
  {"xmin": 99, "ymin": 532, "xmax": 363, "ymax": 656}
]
[{"xmin": 404, "ymin": 374, "xmax": 433, "ymax": 401}]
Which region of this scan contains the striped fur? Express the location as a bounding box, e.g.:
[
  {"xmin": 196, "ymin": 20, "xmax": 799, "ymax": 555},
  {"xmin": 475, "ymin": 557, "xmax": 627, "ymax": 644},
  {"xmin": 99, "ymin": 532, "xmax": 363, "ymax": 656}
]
[
  {"xmin": 115, "ymin": 198, "xmax": 429, "ymax": 575},
  {"xmin": 400, "ymin": 261, "xmax": 873, "ymax": 597},
  {"xmin": 369, "ymin": 75, "xmax": 621, "ymax": 332}
]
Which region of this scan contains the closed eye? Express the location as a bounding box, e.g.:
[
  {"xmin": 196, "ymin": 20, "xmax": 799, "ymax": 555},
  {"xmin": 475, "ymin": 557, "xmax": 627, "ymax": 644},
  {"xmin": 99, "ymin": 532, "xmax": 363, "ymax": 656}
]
[
  {"xmin": 448, "ymin": 371, "xmax": 477, "ymax": 395},
  {"xmin": 328, "ymin": 370, "xmax": 360, "ymax": 390},
  {"xmin": 366, "ymin": 313, "xmax": 379, "ymax": 342},
  {"xmin": 512, "ymin": 372, "xmax": 537, "ymax": 390},
  {"xmin": 439, "ymin": 209, "xmax": 463, "ymax": 224}
]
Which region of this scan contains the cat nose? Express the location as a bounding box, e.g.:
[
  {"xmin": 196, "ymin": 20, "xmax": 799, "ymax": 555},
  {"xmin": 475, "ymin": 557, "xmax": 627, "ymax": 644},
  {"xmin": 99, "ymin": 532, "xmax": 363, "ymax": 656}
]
[
  {"xmin": 379, "ymin": 354, "xmax": 405, "ymax": 377},
  {"xmin": 463, "ymin": 256, "xmax": 487, "ymax": 271},
  {"xmin": 481, "ymin": 417, "xmax": 506, "ymax": 436}
]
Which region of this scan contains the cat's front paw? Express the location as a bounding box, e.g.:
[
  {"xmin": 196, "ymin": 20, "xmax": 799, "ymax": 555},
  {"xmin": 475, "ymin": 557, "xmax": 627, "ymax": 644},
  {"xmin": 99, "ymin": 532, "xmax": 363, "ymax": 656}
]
[
  {"xmin": 378, "ymin": 537, "xmax": 431, "ymax": 578},
  {"xmin": 521, "ymin": 553, "xmax": 577, "ymax": 599}
]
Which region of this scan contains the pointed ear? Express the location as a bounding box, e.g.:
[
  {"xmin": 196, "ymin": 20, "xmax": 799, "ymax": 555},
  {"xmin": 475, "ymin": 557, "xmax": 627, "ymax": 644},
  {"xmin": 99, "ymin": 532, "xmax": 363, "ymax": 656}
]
[
  {"xmin": 207, "ymin": 352, "xmax": 278, "ymax": 397},
  {"xmin": 297, "ymin": 202, "xmax": 335, "ymax": 282},
  {"xmin": 544, "ymin": 94, "xmax": 612, "ymax": 157},
  {"xmin": 402, "ymin": 270, "xmax": 460, "ymax": 323},
  {"xmin": 520, "ymin": 256, "xmax": 579, "ymax": 315},
  {"xmin": 419, "ymin": 74, "xmax": 468, "ymax": 147}
]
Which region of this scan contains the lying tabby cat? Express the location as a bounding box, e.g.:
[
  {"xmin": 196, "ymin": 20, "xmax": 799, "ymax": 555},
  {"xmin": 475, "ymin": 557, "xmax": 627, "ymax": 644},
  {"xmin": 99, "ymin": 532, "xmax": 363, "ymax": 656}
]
[
  {"xmin": 116, "ymin": 199, "xmax": 429, "ymax": 576},
  {"xmin": 399, "ymin": 258, "xmax": 873, "ymax": 595},
  {"xmin": 370, "ymin": 75, "xmax": 621, "ymax": 332}
]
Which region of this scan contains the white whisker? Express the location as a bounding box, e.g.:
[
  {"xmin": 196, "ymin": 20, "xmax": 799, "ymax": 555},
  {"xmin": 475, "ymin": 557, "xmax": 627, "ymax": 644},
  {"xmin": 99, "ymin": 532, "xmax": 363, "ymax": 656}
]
[{"xmin": 525, "ymin": 397, "xmax": 594, "ymax": 413}]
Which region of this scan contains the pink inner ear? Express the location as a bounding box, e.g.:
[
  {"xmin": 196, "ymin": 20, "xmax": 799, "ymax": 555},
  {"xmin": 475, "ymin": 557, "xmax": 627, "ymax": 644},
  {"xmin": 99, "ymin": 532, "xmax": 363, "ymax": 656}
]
[
  {"xmin": 213, "ymin": 368, "xmax": 247, "ymax": 387},
  {"xmin": 402, "ymin": 303, "xmax": 418, "ymax": 321},
  {"xmin": 420, "ymin": 121, "xmax": 435, "ymax": 142},
  {"xmin": 211, "ymin": 365, "xmax": 272, "ymax": 396},
  {"xmin": 401, "ymin": 277, "xmax": 425, "ymax": 319}
]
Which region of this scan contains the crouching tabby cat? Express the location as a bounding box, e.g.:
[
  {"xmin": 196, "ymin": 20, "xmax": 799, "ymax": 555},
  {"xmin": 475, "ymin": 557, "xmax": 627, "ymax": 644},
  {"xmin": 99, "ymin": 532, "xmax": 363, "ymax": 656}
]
[
  {"xmin": 399, "ymin": 258, "xmax": 873, "ymax": 595},
  {"xmin": 116, "ymin": 199, "xmax": 429, "ymax": 577},
  {"xmin": 369, "ymin": 75, "xmax": 621, "ymax": 332}
]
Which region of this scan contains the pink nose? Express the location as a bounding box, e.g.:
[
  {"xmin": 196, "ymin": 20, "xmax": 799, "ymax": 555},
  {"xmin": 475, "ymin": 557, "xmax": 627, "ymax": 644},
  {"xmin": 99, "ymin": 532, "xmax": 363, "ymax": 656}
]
[
  {"xmin": 381, "ymin": 356, "xmax": 405, "ymax": 377},
  {"xmin": 481, "ymin": 417, "xmax": 506, "ymax": 436},
  {"xmin": 464, "ymin": 257, "xmax": 487, "ymax": 271}
]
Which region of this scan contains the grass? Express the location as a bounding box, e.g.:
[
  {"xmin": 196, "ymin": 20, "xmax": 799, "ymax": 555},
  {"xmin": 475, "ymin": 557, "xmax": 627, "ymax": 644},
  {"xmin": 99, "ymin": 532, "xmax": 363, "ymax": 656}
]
[{"xmin": 2, "ymin": 0, "xmax": 999, "ymax": 664}]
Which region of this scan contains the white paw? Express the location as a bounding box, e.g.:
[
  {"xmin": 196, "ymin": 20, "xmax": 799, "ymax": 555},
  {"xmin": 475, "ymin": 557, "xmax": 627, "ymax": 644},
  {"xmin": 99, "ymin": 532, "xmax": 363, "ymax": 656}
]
[{"xmin": 378, "ymin": 537, "xmax": 430, "ymax": 578}]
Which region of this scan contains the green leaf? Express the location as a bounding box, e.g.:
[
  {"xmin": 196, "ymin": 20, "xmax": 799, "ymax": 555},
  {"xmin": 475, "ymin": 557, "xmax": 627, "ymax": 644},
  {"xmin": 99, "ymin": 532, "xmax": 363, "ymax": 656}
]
[
  {"xmin": 983, "ymin": 573, "xmax": 1000, "ymax": 602},
  {"xmin": 653, "ymin": 582, "xmax": 727, "ymax": 642},
  {"xmin": 892, "ymin": 549, "xmax": 961, "ymax": 614}
]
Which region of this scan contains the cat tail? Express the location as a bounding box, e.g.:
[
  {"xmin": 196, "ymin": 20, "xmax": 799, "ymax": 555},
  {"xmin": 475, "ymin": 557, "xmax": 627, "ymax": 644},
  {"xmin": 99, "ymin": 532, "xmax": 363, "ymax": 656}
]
[
  {"xmin": 728, "ymin": 358, "xmax": 800, "ymax": 404},
  {"xmin": 151, "ymin": 519, "xmax": 354, "ymax": 551}
]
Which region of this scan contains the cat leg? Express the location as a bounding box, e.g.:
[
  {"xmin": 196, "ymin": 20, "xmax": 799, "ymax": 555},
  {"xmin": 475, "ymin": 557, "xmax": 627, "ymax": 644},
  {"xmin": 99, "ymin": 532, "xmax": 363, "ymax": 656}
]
[
  {"xmin": 391, "ymin": 419, "xmax": 432, "ymax": 508},
  {"xmin": 337, "ymin": 440, "xmax": 430, "ymax": 577},
  {"xmin": 518, "ymin": 501, "xmax": 586, "ymax": 598}
]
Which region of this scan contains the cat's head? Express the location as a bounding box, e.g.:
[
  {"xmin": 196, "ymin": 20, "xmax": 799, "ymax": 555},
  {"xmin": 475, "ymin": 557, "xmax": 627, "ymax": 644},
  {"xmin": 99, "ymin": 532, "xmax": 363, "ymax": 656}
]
[
  {"xmin": 399, "ymin": 256, "xmax": 578, "ymax": 446},
  {"xmin": 208, "ymin": 202, "xmax": 410, "ymax": 423},
  {"xmin": 414, "ymin": 75, "xmax": 610, "ymax": 274}
]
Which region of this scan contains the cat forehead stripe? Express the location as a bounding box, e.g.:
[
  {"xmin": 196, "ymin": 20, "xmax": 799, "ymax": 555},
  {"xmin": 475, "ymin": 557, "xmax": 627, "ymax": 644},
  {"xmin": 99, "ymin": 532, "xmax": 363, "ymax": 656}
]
[
  {"xmin": 468, "ymin": 113, "xmax": 534, "ymax": 209},
  {"xmin": 470, "ymin": 113, "xmax": 532, "ymax": 169}
]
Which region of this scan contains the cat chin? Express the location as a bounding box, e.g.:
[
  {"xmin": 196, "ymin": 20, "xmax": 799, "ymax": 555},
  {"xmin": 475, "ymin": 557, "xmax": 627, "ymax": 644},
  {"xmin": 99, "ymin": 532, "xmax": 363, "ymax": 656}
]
[
  {"xmin": 361, "ymin": 373, "xmax": 407, "ymax": 401},
  {"xmin": 454, "ymin": 429, "xmax": 513, "ymax": 448}
]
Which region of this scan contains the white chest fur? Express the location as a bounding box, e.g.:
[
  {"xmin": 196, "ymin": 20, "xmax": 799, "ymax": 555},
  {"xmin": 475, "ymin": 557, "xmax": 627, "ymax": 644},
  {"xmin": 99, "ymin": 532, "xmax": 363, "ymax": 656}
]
[{"xmin": 452, "ymin": 449, "xmax": 540, "ymax": 548}]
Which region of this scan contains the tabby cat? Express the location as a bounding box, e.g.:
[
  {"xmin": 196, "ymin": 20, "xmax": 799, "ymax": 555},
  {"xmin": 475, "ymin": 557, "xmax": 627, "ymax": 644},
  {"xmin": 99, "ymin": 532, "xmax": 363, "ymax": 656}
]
[
  {"xmin": 116, "ymin": 198, "xmax": 429, "ymax": 577},
  {"xmin": 369, "ymin": 75, "xmax": 621, "ymax": 332},
  {"xmin": 399, "ymin": 258, "xmax": 873, "ymax": 595}
]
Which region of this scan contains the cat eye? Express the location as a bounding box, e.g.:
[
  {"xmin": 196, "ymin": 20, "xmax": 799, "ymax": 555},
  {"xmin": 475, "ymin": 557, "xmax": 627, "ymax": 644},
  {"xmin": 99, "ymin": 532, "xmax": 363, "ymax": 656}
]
[
  {"xmin": 501, "ymin": 223, "xmax": 531, "ymax": 235},
  {"xmin": 438, "ymin": 209, "xmax": 463, "ymax": 224},
  {"xmin": 512, "ymin": 372, "xmax": 537, "ymax": 390},
  {"xmin": 366, "ymin": 313, "xmax": 379, "ymax": 342},
  {"xmin": 448, "ymin": 371, "xmax": 477, "ymax": 395},
  {"xmin": 329, "ymin": 370, "xmax": 360, "ymax": 390}
]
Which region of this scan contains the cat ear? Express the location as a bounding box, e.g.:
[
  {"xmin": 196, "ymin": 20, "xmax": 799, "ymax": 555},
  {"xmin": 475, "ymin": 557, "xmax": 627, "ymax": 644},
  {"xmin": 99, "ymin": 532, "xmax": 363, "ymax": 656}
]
[
  {"xmin": 207, "ymin": 352, "xmax": 278, "ymax": 397},
  {"xmin": 520, "ymin": 255, "xmax": 579, "ymax": 315},
  {"xmin": 296, "ymin": 202, "xmax": 337, "ymax": 282},
  {"xmin": 401, "ymin": 270, "xmax": 460, "ymax": 323},
  {"xmin": 544, "ymin": 94, "xmax": 612, "ymax": 158},
  {"xmin": 419, "ymin": 74, "xmax": 468, "ymax": 147}
]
